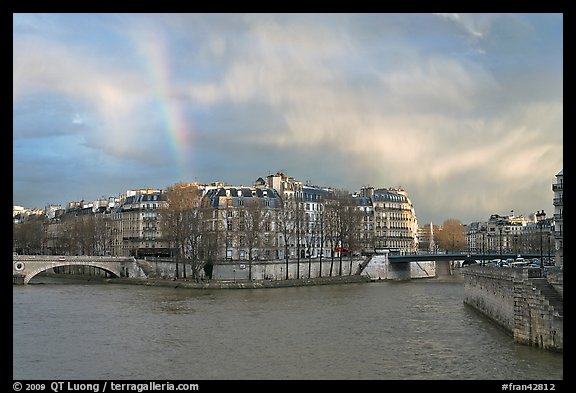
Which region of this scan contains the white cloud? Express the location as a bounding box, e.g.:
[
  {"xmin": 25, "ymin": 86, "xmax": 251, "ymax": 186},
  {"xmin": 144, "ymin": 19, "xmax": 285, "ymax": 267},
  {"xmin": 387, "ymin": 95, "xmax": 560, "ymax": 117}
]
[
  {"xmin": 12, "ymin": 13, "xmax": 563, "ymax": 224},
  {"xmin": 434, "ymin": 13, "xmax": 495, "ymax": 40}
]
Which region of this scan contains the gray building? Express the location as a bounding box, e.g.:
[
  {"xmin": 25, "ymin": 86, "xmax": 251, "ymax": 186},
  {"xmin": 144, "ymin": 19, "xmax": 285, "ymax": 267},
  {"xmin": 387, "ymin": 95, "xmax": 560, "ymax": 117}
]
[
  {"xmin": 553, "ymin": 169, "xmax": 563, "ymax": 266},
  {"xmin": 203, "ymin": 186, "xmax": 282, "ymax": 261}
]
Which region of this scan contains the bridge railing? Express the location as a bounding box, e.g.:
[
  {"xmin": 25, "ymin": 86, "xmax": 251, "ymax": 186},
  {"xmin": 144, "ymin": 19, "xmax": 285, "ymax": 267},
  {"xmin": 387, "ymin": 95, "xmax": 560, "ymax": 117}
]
[{"xmin": 13, "ymin": 255, "xmax": 135, "ymax": 263}]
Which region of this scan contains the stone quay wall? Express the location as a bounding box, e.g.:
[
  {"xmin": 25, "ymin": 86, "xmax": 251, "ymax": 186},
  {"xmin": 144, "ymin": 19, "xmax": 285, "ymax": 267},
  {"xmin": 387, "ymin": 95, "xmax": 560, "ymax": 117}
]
[
  {"xmin": 110, "ymin": 274, "xmax": 371, "ymax": 289},
  {"xmin": 140, "ymin": 257, "xmax": 365, "ymax": 281},
  {"xmin": 463, "ymin": 266, "xmax": 563, "ymax": 352}
]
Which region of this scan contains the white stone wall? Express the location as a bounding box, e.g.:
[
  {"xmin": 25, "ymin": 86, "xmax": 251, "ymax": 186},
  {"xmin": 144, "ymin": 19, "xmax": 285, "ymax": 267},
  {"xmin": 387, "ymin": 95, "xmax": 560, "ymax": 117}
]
[
  {"xmin": 411, "ymin": 261, "xmax": 436, "ymax": 278},
  {"xmin": 138, "ymin": 258, "xmax": 362, "ymax": 281},
  {"xmin": 212, "ymin": 258, "xmax": 360, "ymax": 281},
  {"xmin": 361, "ymin": 255, "xmax": 436, "ymax": 280}
]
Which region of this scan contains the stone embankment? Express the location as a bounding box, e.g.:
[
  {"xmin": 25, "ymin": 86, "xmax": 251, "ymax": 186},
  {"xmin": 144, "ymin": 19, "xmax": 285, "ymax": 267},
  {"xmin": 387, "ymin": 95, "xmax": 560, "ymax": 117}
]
[
  {"xmin": 107, "ymin": 274, "xmax": 371, "ymax": 289},
  {"xmin": 463, "ymin": 266, "xmax": 563, "ymax": 352}
]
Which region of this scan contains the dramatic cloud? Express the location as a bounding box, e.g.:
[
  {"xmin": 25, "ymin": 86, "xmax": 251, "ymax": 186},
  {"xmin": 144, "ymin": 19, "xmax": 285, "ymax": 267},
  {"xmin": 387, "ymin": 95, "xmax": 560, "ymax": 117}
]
[{"xmin": 13, "ymin": 13, "xmax": 563, "ymax": 225}]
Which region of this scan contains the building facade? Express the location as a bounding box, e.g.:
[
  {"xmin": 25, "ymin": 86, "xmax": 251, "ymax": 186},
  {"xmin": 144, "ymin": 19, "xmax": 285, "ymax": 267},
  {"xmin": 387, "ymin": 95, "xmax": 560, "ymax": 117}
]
[
  {"xmin": 16, "ymin": 173, "xmax": 421, "ymax": 260},
  {"xmin": 467, "ymin": 212, "xmax": 553, "ymax": 259},
  {"xmin": 202, "ymin": 185, "xmax": 283, "ymax": 261},
  {"xmin": 552, "ymin": 170, "xmax": 563, "ymax": 266},
  {"xmin": 111, "ymin": 190, "xmax": 169, "ymax": 257},
  {"xmin": 361, "ymin": 186, "xmax": 418, "ymax": 254}
]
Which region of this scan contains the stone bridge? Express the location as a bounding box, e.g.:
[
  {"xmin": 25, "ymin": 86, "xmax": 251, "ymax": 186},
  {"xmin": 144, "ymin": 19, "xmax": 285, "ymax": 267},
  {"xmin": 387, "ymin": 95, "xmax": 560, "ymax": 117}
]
[{"xmin": 13, "ymin": 255, "xmax": 137, "ymax": 284}]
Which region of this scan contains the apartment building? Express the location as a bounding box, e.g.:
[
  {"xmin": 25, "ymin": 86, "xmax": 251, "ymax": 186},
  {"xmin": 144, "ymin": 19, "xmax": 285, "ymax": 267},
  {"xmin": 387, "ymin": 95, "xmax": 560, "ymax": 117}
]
[
  {"xmin": 553, "ymin": 169, "xmax": 563, "ymax": 266},
  {"xmin": 111, "ymin": 189, "xmax": 169, "ymax": 257},
  {"xmin": 202, "ymin": 185, "xmax": 283, "ymax": 261},
  {"xmin": 361, "ymin": 186, "xmax": 419, "ymax": 254}
]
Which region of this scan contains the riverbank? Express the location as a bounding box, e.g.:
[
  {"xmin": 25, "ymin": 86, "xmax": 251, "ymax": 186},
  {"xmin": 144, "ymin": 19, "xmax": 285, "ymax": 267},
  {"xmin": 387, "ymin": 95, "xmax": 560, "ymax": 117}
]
[
  {"xmin": 105, "ymin": 274, "xmax": 371, "ymax": 289},
  {"xmin": 463, "ymin": 266, "xmax": 563, "ymax": 352}
]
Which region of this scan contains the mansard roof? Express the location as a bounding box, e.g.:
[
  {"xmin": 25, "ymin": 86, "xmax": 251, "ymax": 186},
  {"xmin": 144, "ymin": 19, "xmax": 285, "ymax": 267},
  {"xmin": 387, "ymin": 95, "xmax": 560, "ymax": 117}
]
[
  {"xmin": 354, "ymin": 196, "xmax": 373, "ymax": 207},
  {"xmin": 204, "ymin": 186, "xmax": 282, "ymax": 208},
  {"xmin": 372, "ymin": 190, "xmax": 407, "ymax": 203}
]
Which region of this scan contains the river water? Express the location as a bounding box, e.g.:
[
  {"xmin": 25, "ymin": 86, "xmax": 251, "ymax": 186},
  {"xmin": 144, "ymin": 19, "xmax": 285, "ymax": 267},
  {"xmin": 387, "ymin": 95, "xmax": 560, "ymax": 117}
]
[{"xmin": 13, "ymin": 276, "xmax": 563, "ymax": 381}]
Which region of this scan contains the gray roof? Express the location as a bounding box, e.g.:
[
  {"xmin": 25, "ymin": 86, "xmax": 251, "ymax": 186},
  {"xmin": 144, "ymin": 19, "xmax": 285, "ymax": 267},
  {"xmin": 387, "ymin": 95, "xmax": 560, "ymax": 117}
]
[
  {"xmin": 354, "ymin": 196, "xmax": 373, "ymax": 207},
  {"xmin": 204, "ymin": 187, "xmax": 282, "ymax": 209},
  {"xmin": 372, "ymin": 191, "xmax": 407, "ymax": 203},
  {"xmin": 302, "ymin": 186, "xmax": 331, "ymax": 202}
]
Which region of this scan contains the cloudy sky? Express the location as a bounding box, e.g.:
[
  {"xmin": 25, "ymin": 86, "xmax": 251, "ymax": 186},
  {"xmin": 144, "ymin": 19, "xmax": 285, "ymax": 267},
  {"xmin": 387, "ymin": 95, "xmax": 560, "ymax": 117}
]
[{"xmin": 13, "ymin": 13, "xmax": 562, "ymax": 225}]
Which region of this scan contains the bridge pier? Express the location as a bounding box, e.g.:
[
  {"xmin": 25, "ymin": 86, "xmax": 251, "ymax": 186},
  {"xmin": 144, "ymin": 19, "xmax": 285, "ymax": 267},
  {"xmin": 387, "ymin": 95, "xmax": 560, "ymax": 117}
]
[
  {"xmin": 387, "ymin": 261, "xmax": 411, "ymax": 281},
  {"xmin": 435, "ymin": 260, "xmax": 452, "ymax": 277}
]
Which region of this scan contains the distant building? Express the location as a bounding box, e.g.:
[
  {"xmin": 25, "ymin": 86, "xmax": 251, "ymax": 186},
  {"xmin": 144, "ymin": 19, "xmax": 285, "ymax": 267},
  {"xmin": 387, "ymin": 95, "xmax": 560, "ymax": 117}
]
[
  {"xmin": 111, "ymin": 190, "xmax": 169, "ymax": 257},
  {"xmin": 466, "ymin": 211, "xmax": 552, "ymax": 258},
  {"xmin": 44, "ymin": 204, "xmax": 63, "ymax": 220},
  {"xmin": 15, "ymin": 173, "xmax": 423, "ymax": 259},
  {"xmin": 552, "ymin": 169, "xmax": 563, "ymax": 266},
  {"xmin": 13, "ymin": 205, "xmax": 44, "ymax": 223},
  {"xmin": 352, "ymin": 195, "xmax": 374, "ymax": 255},
  {"xmin": 363, "ymin": 187, "xmax": 418, "ymax": 254},
  {"xmin": 202, "ymin": 185, "xmax": 282, "ymax": 261},
  {"xmin": 418, "ymin": 222, "xmax": 441, "ymax": 253}
]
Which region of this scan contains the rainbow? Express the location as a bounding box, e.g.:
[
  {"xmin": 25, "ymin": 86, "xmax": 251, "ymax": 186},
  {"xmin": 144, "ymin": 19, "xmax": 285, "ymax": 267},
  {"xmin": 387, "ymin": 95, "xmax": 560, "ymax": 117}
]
[{"xmin": 137, "ymin": 29, "xmax": 194, "ymax": 181}]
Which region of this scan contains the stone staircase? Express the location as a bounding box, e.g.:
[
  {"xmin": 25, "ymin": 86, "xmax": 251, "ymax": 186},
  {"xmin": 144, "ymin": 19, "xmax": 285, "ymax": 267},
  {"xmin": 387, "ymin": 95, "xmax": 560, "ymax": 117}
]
[
  {"xmin": 136, "ymin": 259, "xmax": 160, "ymax": 279},
  {"xmin": 355, "ymin": 256, "xmax": 372, "ymax": 275},
  {"xmin": 530, "ymin": 278, "xmax": 563, "ymax": 317}
]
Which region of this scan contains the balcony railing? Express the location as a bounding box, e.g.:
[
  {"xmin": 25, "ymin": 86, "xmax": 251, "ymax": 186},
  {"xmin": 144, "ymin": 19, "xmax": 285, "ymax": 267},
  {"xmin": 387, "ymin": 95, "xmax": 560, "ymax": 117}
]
[{"xmin": 552, "ymin": 183, "xmax": 563, "ymax": 192}]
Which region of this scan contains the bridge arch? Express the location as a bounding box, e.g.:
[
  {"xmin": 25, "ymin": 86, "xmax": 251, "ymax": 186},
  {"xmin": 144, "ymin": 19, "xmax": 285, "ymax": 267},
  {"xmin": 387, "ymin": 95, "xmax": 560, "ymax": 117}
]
[
  {"xmin": 23, "ymin": 262, "xmax": 120, "ymax": 284},
  {"xmin": 13, "ymin": 256, "xmax": 127, "ymax": 285}
]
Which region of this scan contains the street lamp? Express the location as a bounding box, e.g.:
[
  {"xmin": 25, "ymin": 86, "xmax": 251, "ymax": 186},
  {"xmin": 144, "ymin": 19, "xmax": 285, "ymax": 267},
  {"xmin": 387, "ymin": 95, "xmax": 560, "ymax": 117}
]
[
  {"xmin": 479, "ymin": 228, "xmax": 486, "ymax": 266},
  {"xmin": 536, "ymin": 210, "xmax": 546, "ymax": 270},
  {"xmin": 547, "ymin": 232, "xmax": 551, "ymax": 266},
  {"xmin": 498, "ymin": 222, "xmax": 504, "ymax": 262}
]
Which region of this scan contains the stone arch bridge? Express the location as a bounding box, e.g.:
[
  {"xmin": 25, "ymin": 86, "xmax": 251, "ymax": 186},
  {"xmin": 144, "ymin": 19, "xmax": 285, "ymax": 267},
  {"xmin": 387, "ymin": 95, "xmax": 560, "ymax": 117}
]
[{"xmin": 13, "ymin": 255, "xmax": 137, "ymax": 284}]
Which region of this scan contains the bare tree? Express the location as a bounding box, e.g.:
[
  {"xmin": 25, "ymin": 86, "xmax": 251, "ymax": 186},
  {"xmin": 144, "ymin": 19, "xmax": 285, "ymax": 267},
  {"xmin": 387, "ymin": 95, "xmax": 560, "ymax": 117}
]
[
  {"xmin": 244, "ymin": 197, "xmax": 265, "ymax": 280},
  {"xmin": 13, "ymin": 215, "xmax": 45, "ymax": 254},
  {"xmin": 198, "ymin": 204, "xmax": 224, "ymax": 279},
  {"xmin": 56, "ymin": 215, "xmax": 77, "ymax": 255},
  {"xmin": 278, "ymin": 195, "xmax": 297, "ymax": 279},
  {"xmin": 160, "ymin": 184, "xmax": 204, "ymax": 280},
  {"xmin": 78, "ymin": 214, "xmax": 96, "ymax": 255},
  {"xmin": 294, "ymin": 198, "xmax": 306, "ymax": 279},
  {"xmin": 339, "ymin": 195, "xmax": 364, "ymax": 273},
  {"xmin": 323, "ymin": 193, "xmax": 339, "ymax": 276},
  {"xmin": 93, "ymin": 213, "xmax": 112, "ymax": 255},
  {"xmin": 318, "ymin": 207, "xmax": 325, "ymax": 277},
  {"xmin": 436, "ymin": 219, "xmax": 467, "ymax": 253},
  {"xmin": 261, "ymin": 210, "xmax": 276, "ymax": 279}
]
